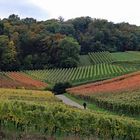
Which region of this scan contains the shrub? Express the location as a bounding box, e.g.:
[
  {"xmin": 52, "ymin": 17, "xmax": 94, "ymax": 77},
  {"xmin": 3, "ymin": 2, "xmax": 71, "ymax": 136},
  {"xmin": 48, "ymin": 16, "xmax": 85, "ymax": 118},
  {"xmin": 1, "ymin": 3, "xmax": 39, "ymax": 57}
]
[{"xmin": 53, "ymin": 82, "xmax": 71, "ymax": 94}]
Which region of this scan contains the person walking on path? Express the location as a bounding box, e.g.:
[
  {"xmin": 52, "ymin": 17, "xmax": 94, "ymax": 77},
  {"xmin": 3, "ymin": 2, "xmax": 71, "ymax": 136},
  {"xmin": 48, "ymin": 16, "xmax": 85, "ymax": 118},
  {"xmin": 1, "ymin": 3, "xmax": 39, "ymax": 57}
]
[{"xmin": 83, "ymin": 102, "xmax": 87, "ymax": 109}]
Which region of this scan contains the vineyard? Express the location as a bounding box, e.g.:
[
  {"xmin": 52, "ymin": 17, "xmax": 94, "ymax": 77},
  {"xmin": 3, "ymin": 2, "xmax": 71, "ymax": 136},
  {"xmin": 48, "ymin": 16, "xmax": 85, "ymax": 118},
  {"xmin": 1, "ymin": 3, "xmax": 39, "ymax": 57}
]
[
  {"xmin": 67, "ymin": 71, "xmax": 140, "ymax": 93},
  {"xmin": 0, "ymin": 72, "xmax": 47, "ymax": 89},
  {"xmin": 79, "ymin": 51, "xmax": 140, "ymax": 69},
  {"xmin": 0, "ymin": 51, "xmax": 140, "ymax": 138},
  {"xmin": 0, "ymin": 89, "xmax": 140, "ymax": 139},
  {"xmin": 67, "ymin": 71, "xmax": 140, "ymax": 116},
  {"xmin": 0, "ymin": 73, "xmax": 23, "ymax": 88},
  {"xmin": 25, "ymin": 64, "xmax": 135, "ymax": 85},
  {"xmin": 91, "ymin": 89, "xmax": 140, "ymax": 116},
  {"xmin": 88, "ymin": 51, "xmax": 115, "ymax": 64}
]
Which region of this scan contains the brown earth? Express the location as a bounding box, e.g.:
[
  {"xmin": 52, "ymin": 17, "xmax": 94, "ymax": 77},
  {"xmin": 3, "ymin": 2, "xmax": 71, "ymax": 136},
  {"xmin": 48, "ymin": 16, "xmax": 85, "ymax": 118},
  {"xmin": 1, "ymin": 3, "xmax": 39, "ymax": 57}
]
[
  {"xmin": 0, "ymin": 72, "xmax": 47, "ymax": 89},
  {"xmin": 67, "ymin": 71, "xmax": 140, "ymax": 95}
]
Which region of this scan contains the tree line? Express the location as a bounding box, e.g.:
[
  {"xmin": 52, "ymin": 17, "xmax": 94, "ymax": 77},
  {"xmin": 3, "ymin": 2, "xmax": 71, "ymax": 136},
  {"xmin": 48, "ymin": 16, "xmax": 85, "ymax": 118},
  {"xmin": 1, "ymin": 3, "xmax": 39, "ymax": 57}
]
[{"xmin": 0, "ymin": 14, "xmax": 140, "ymax": 71}]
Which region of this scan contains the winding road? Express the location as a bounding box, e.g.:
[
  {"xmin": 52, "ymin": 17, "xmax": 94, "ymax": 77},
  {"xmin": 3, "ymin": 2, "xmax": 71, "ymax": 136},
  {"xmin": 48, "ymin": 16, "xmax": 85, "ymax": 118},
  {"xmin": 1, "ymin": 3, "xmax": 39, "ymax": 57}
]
[{"xmin": 55, "ymin": 95, "xmax": 84, "ymax": 109}]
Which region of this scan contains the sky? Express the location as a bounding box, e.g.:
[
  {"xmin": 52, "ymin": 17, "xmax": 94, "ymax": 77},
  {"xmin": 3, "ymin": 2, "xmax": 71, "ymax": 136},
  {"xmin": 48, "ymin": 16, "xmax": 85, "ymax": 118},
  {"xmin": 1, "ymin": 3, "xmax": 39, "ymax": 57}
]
[{"xmin": 0, "ymin": 0, "xmax": 140, "ymax": 25}]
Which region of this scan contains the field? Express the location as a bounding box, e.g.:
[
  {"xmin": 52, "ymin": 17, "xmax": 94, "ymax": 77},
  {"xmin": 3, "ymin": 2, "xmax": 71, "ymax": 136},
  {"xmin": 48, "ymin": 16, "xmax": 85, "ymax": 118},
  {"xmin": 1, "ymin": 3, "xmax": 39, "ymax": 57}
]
[
  {"xmin": 0, "ymin": 88, "xmax": 58, "ymax": 102},
  {"xmin": 0, "ymin": 73, "xmax": 25, "ymax": 88},
  {"xmin": 1, "ymin": 51, "xmax": 138, "ymax": 87},
  {"xmin": 78, "ymin": 51, "xmax": 140, "ymax": 75},
  {"xmin": 67, "ymin": 71, "xmax": 140, "ymax": 116},
  {"xmin": 111, "ymin": 51, "xmax": 140, "ymax": 62},
  {"xmin": 1, "ymin": 51, "xmax": 140, "ymax": 139},
  {"xmin": 91, "ymin": 90, "xmax": 140, "ymax": 116},
  {"xmin": 88, "ymin": 51, "xmax": 115, "ymax": 64},
  {"xmin": 0, "ymin": 89, "xmax": 140, "ymax": 139},
  {"xmin": 79, "ymin": 51, "xmax": 140, "ymax": 69},
  {"xmin": 25, "ymin": 64, "xmax": 135, "ymax": 85},
  {"xmin": 67, "ymin": 71, "xmax": 140, "ymax": 94},
  {"xmin": 0, "ymin": 72, "xmax": 47, "ymax": 89},
  {"xmin": 78, "ymin": 54, "xmax": 93, "ymax": 66}
]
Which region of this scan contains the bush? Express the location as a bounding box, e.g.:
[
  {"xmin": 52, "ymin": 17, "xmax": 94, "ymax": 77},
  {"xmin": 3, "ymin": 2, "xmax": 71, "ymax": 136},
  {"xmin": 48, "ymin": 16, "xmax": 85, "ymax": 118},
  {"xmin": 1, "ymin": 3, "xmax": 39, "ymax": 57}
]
[{"xmin": 53, "ymin": 82, "xmax": 71, "ymax": 94}]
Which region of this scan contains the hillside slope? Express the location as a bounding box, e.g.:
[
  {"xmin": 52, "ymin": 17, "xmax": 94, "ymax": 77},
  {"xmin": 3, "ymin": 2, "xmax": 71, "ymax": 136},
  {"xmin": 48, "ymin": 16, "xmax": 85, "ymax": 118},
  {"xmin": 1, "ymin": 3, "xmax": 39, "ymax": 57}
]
[{"xmin": 67, "ymin": 71, "xmax": 140, "ymax": 95}]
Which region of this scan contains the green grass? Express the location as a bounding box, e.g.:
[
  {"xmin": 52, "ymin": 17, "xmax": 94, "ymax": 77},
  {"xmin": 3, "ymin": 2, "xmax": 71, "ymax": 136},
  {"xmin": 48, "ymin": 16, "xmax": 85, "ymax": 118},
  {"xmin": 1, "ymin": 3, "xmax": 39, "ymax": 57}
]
[
  {"xmin": 126, "ymin": 51, "xmax": 140, "ymax": 56},
  {"xmin": 78, "ymin": 55, "xmax": 92, "ymax": 66},
  {"xmin": 111, "ymin": 51, "xmax": 140, "ymax": 62}
]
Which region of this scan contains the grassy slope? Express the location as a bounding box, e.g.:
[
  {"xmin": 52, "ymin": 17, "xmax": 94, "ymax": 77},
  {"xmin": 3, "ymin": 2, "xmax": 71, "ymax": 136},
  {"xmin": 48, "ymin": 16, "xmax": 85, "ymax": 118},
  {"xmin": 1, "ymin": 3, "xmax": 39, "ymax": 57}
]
[
  {"xmin": 110, "ymin": 51, "xmax": 140, "ymax": 70},
  {"xmin": 78, "ymin": 55, "xmax": 92, "ymax": 66},
  {"xmin": 78, "ymin": 51, "xmax": 140, "ymax": 70},
  {"xmin": 111, "ymin": 51, "xmax": 140, "ymax": 62},
  {"xmin": 79, "ymin": 51, "xmax": 140, "ymax": 66}
]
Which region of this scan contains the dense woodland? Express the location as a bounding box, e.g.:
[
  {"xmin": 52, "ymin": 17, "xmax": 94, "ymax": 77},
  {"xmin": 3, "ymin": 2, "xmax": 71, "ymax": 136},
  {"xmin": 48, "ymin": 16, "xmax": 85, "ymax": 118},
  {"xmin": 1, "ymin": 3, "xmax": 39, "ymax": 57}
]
[{"xmin": 0, "ymin": 14, "xmax": 140, "ymax": 71}]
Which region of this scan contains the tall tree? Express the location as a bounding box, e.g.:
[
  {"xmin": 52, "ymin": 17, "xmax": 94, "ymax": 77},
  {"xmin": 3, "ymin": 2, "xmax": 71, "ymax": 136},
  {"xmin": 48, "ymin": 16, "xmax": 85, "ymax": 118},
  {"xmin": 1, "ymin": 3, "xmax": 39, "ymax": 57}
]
[{"xmin": 0, "ymin": 35, "xmax": 17, "ymax": 70}]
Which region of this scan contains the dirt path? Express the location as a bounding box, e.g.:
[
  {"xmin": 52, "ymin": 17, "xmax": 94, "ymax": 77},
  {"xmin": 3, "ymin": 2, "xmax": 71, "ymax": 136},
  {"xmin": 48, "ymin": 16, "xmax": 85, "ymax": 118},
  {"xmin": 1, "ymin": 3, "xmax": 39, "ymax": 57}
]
[{"xmin": 55, "ymin": 95, "xmax": 84, "ymax": 109}]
